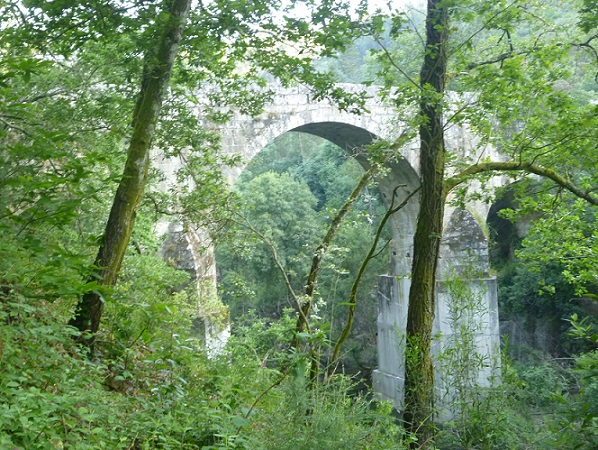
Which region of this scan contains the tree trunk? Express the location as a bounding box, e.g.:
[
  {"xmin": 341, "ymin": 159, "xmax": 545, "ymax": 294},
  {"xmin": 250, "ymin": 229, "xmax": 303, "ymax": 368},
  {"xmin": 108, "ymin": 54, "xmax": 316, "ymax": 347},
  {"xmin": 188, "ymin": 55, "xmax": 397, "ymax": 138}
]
[
  {"xmin": 403, "ymin": 0, "xmax": 448, "ymax": 442},
  {"xmin": 69, "ymin": 0, "xmax": 192, "ymax": 340}
]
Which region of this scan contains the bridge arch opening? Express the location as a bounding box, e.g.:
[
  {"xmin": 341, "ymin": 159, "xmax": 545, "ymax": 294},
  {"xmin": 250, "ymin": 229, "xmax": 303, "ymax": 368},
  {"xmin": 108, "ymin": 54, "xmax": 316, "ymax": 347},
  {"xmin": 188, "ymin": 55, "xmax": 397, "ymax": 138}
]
[
  {"xmin": 486, "ymin": 183, "xmax": 579, "ymax": 359},
  {"xmin": 222, "ymin": 120, "xmax": 422, "ymax": 275},
  {"xmin": 215, "ymin": 122, "xmax": 420, "ymax": 382}
]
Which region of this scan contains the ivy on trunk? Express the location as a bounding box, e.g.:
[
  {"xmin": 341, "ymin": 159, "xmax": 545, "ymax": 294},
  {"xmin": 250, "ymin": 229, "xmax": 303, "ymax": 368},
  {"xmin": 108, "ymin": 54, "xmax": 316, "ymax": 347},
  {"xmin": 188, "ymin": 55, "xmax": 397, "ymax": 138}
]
[{"xmin": 402, "ymin": 0, "xmax": 449, "ymax": 439}]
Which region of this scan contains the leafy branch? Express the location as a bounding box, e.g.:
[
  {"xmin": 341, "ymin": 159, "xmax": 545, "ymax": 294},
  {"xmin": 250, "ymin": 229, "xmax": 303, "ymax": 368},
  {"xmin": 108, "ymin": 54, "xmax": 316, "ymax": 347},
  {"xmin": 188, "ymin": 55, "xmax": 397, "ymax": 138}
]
[
  {"xmin": 445, "ymin": 160, "xmax": 598, "ymax": 206},
  {"xmin": 292, "ymin": 132, "xmax": 411, "ymax": 346},
  {"xmin": 327, "ymin": 185, "xmax": 420, "ymax": 378},
  {"xmin": 228, "ymin": 213, "xmax": 306, "ymax": 328}
]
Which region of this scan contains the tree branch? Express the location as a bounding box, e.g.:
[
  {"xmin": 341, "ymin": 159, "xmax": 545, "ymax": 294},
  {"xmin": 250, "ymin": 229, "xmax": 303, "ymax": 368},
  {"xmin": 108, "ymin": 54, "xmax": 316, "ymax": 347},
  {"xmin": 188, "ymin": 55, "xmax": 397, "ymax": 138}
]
[
  {"xmin": 453, "ymin": 0, "xmax": 520, "ymax": 59},
  {"xmin": 9, "ymin": 89, "xmax": 67, "ymax": 106},
  {"xmin": 368, "ymin": 27, "xmax": 422, "ymax": 91},
  {"xmin": 327, "ymin": 185, "xmax": 420, "ymax": 378},
  {"xmin": 466, "ymin": 49, "xmax": 529, "ymax": 69},
  {"xmin": 229, "ymin": 214, "xmax": 300, "ymax": 308},
  {"xmin": 467, "ymin": 32, "xmax": 598, "ymax": 71},
  {"xmin": 293, "ymin": 131, "xmax": 412, "ymax": 345},
  {"xmin": 445, "ymin": 161, "xmax": 598, "ymax": 206}
]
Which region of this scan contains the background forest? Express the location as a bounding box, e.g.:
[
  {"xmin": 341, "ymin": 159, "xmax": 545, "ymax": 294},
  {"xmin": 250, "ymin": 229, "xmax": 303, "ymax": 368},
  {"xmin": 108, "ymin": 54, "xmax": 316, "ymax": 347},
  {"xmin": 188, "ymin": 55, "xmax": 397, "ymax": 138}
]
[{"xmin": 1, "ymin": 0, "xmax": 598, "ymax": 449}]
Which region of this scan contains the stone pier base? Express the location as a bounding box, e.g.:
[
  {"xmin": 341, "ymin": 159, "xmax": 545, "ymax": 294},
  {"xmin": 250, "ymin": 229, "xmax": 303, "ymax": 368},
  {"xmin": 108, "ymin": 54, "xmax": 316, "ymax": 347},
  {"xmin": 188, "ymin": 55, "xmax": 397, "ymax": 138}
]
[{"xmin": 373, "ymin": 275, "xmax": 500, "ymax": 416}]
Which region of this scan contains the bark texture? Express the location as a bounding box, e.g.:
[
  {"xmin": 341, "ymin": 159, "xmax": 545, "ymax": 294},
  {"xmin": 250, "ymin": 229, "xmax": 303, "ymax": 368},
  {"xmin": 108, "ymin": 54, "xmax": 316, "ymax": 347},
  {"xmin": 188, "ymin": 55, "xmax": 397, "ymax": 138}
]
[
  {"xmin": 70, "ymin": 0, "xmax": 192, "ymax": 338},
  {"xmin": 403, "ymin": 0, "xmax": 448, "ymax": 441}
]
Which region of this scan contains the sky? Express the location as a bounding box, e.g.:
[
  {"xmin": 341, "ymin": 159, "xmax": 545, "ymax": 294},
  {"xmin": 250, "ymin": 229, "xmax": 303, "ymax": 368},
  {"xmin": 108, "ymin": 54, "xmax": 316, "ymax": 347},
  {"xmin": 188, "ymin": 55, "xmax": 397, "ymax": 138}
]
[
  {"xmin": 281, "ymin": 0, "xmax": 426, "ymax": 20},
  {"xmin": 365, "ymin": 0, "xmax": 425, "ymax": 13}
]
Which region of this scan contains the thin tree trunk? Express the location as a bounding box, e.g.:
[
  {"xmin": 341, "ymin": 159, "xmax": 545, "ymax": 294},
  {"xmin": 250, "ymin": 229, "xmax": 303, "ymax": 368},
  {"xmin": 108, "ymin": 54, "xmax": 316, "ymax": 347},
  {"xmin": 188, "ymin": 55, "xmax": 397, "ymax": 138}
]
[
  {"xmin": 70, "ymin": 0, "xmax": 192, "ymax": 340},
  {"xmin": 327, "ymin": 186, "xmax": 420, "ymax": 378},
  {"xmin": 294, "ymin": 163, "xmax": 380, "ymax": 382},
  {"xmin": 291, "ymin": 135, "xmax": 410, "ymax": 381},
  {"xmin": 293, "ymin": 163, "xmax": 379, "ymax": 347},
  {"xmin": 403, "ymin": 0, "xmax": 448, "ymax": 442}
]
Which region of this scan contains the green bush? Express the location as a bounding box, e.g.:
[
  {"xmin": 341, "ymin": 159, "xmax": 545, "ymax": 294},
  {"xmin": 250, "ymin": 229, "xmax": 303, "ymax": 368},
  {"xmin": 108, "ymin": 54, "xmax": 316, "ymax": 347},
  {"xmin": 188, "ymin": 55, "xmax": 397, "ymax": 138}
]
[
  {"xmin": 517, "ymin": 363, "xmax": 568, "ymax": 408},
  {"xmin": 1, "ymin": 283, "xmax": 410, "ymax": 449},
  {"xmin": 0, "ymin": 294, "xmax": 148, "ymax": 448},
  {"xmin": 238, "ymin": 368, "xmax": 403, "ymax": 450}
]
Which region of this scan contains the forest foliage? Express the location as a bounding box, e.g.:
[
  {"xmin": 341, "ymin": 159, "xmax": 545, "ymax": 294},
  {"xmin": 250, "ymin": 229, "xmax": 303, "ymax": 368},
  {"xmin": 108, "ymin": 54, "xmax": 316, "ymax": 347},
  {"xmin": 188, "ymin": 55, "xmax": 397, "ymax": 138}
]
[{"xmin": 1, "ymin": 0, "xmax": 598, "ymax": 448}]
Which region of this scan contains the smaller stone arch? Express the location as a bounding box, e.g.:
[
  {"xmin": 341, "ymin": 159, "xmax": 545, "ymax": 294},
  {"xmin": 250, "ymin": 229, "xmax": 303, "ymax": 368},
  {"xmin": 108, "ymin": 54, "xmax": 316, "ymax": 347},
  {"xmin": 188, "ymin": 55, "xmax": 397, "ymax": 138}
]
[
  {"xmin": 438, "ymin": 207, "xmax": 491, "ymax": 278},
  {"xmin": 486, "ymin": 183, "xmax": 564, "ymax": 358}
]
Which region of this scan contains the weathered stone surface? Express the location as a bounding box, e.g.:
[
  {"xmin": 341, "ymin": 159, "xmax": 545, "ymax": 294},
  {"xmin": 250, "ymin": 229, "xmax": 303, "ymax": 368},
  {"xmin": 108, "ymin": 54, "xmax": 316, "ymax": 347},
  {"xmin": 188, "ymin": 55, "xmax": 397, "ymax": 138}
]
[{"xmin": 373, "ymin": 275, "xmax": 409, "ymax": 409}]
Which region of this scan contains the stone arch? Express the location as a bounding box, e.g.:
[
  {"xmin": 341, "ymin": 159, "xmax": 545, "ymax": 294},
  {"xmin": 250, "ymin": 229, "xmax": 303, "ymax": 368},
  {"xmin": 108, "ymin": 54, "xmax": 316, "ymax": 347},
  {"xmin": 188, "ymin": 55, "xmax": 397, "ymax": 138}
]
[
  {"xmin": 221, "ymin": 115, "xmax": 425, "ymax": 380},
  {"xmin": 217, "ymin": 85, "xmax": 417, "ymax": 186},
  {"xmin": 486, "ymin": 184, "xmax": 541, "ymax": 265},
  {"xmin": 153, "ymin": 88, "xmax": 420, "ymax": 356},
  {"xmin": 222, "ymin": 121, "xmax": 423, "ymax": 398},
  {"xmin": 223, "ymin": 120, "xmax": 422, "ymax": 278},
  {"xmin": 439, "ymin": 207, "xmax": 491, "ymax": 279},
  {"xmin": 153, "ymin": 83, "xmax": 501, "ymax": 407}
]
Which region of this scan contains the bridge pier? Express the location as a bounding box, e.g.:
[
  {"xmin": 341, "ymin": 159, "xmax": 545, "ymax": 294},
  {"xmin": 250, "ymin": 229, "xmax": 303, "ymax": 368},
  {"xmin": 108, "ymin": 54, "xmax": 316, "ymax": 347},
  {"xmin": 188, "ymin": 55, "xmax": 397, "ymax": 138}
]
[
  {"xmin": 372, "ymin": 275, "xmax": 409, "ymax": 410},
  {"xmin": 373, "ymin": 275, "xmax": 500, "ymax": 414},
  {"xmin": 373, "ymin": 207, "xmax": 501, "ymax": 416},
  {"xmin": 157, "ymin": 220, "xmax": 230, "ymax": 356}
]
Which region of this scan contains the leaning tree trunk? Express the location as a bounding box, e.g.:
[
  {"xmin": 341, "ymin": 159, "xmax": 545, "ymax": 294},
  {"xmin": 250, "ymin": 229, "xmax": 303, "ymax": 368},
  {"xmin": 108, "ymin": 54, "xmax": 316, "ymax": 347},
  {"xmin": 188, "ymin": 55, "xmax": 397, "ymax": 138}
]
[
  {"xmin": 69, "ymin": 0, "xmax": 192, "ymax": 340},
  {"xmin": 403, "ymin": 0, "xmax": 448, "ymax": 442}
]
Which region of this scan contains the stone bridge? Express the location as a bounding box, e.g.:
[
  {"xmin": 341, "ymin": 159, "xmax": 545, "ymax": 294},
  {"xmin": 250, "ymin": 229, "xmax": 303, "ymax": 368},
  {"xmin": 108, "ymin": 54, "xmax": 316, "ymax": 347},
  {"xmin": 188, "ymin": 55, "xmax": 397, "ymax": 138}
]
[{"xmin": 154, "ymin": 83, "xmax": 503, "ymax": 412}]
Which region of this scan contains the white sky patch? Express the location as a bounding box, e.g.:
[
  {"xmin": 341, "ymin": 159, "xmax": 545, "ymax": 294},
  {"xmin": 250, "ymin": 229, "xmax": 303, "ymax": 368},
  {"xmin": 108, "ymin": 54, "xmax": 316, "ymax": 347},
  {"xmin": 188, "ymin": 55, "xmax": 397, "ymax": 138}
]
[
  {"xmin": 365, "ymin": 0, "xmax": 425, "ymax": 14},
  {"xmin": 276, "ymin": 0, "xmax": 426, "ymax": 22}
]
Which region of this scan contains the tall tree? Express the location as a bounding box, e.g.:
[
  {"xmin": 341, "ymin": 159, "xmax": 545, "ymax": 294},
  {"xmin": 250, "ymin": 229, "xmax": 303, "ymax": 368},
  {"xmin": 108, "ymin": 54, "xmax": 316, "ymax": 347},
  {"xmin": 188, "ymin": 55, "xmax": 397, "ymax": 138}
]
[
  {"xmin": 403, "ymin": 0, "xmax": 448, "ymax": 434},
  {"xmin": 70, "ymin": 0, "xmax": 193, "ymax": 337},
  {"xmin": 7, "ymin": 0, "xmax": 371, "ymax": 341},
  {"xmin": 363, "ymin": 0, "xmax": 598, "ymax": 441}
]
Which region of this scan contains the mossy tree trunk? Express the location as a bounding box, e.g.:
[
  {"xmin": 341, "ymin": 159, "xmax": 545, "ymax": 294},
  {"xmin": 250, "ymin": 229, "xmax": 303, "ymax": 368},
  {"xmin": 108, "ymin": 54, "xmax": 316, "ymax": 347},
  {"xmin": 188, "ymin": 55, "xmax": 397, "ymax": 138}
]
[
  {"xmin": 403, "ymin": 0, "xmax": 448, "ymax": 441},
  {"xmin": 69, "ymin": 0, "xmax": 192, "ymax": 339},
  {"xmin": 398, "ymin": 0, "xmax": 598, "ymax": 443}
]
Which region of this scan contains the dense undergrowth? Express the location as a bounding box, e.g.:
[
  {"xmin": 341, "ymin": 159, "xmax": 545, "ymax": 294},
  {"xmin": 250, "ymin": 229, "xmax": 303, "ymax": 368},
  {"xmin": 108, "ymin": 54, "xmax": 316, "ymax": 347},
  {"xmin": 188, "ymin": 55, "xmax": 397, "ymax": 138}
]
[
  {"xmin": 2, "ymin": 271, "xmax": 597, "ymax": 449},
  {"xmin": 0, "ymin": 278, "xmax": 404, "ymax": 449}
]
